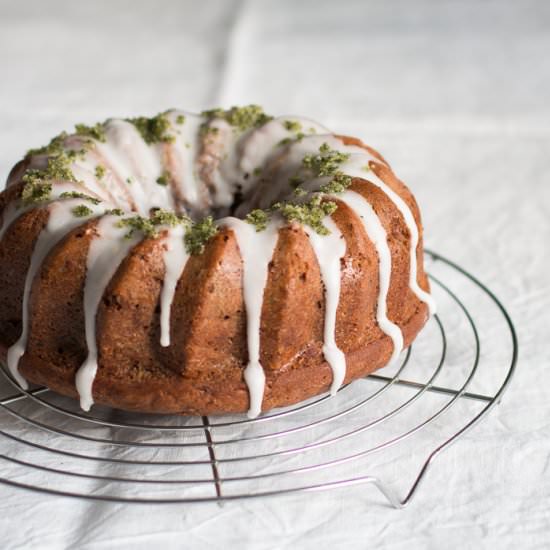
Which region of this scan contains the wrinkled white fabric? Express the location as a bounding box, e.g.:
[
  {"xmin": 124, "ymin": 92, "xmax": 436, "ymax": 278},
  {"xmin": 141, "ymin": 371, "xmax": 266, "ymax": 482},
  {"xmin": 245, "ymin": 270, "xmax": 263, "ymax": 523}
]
[{"xmin": 0, "ymin": 0, "xmax": 549, "ymax": 548}]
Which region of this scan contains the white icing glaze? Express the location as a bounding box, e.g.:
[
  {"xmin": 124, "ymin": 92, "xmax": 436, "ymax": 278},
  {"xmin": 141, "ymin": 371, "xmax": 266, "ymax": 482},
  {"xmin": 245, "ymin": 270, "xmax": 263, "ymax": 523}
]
[
  {"xmin": 303, "ymin": 216, "xmax": 347, "ymax": 394},
  {"xmin": 338, "ymin": 190, "xmax": 404, "ymax": 365},
  {"xmin": 221, "ymin": 216, "xmax": 281, "ymax": 418},
  {"xmin": 75, "ymin": 215, "xmax": 141, "ymax": 411},
  {"xmin": 201, "ymin": 119, "xmax": 240, "ymax": 209},
  {"xmin": 100, "ymin": 119, "xmax": 176, "ymax": 212},
  {"xmin": 6, "ymin": 201, "xmax": 100, "ymax": 388},
  {"xmin": 90, "ymin": 139, "xmax": 149, "ymax": 215},
  {"xmin": 165, "ymin": 111, "xmax": 207, "ymax": 210},
  {"xmin": 67, "ymin": 145, "xmax": 132, "ymax": 210},
  {"xmin": 159, "ymin": 225, "xmax": 189, "ymax": 347}
]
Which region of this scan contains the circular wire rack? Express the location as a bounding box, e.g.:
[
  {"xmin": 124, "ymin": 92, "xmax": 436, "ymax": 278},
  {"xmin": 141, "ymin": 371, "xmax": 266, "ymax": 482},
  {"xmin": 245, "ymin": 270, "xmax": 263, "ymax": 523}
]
[{"xmin": 0, "ymin": 250, "xmax": 517, "ymax": 508}]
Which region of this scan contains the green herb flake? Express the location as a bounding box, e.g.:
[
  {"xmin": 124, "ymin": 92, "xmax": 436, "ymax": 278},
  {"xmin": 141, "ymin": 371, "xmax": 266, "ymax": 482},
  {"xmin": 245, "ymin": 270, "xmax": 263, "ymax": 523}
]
[
  {"xmin": 113, "ymin": 208, "xmax": 216, "ymax": 252},
  {"xmin": 184, "ymin": 216, "xmax": 218, "ymax": 255},
  {"xmin": 302, "ymin": 143, "xmax": 350, "ymax": 177},
  {"xmin": 44, "ymin": 154, "xmax": 76, "ymax": 181},
  {"xmin": 283, "ymin": 120, "xmax": 302, "ymax": 132},
  {"xmin": 105, "ymin": 208, "xmax": 125, "ymax": 216},
  {"xmin": 59, "ymin": 191, "xmax": 101, "ymax": 205},
  {"xmin": 20, "ymin": 180, "xmax": 53, "ymax": 206},
  {"xmin": 156, "ymin": 170, "xmax": 171, "ymax": 186},
  {"xmin": 245, "ymin": 209, "xmax": 269, "ymax": 232},
  {"xmin": 71, "ymin": 204, "xmax": 94, "ymax": 218},
  {"xmin": 278, "ymin": 132, "xmax": 305, "ymax": 147},
  {"xmin": 20, "ymin": 151, "xmax": 79, "ymax": 205},
  {"xmin": 201, "ymin": 107, "xmax": 225, "ymax": 119},
  {"xmin": 201, "ymin": 105, "xmax": 273, "ymax": 133},
  {"xmin": 200, "ymin": 125, "xmax": 220, "ymax": 137},
  {"xmin": 150, "ymin": 208, "xmax": 189, "ymax": 227},
  {"xmin": 320, "ymin": 171, "xmax": 353, "ymax": 194},
  {"xmin": 176, "ymin": 114, "xmax": 186, "ymax": 125},
  {"xmin": 116, "ymin": 215, "xmax": 158, "ymax": 239},
  {"xmin": 95, "ymin": 165, "xmax": 106, "ymax": 179},
  {"xmin": 127, "ymin": 112, "xmax": 175, "ymax": 144},
  {"xmin": 274, "ymin": 194, "xmax": 337, "ymax": 235},
  {"xmin": 75, "ymin": 122, "xmax": 107, "ymax": 143},
  {"xmin": 66, "ymin": 148, "xmax": 88, "ymax": 161},
  {"xmin": 278, "ymin": 137, "xmax": 292, "ymax": 147}
]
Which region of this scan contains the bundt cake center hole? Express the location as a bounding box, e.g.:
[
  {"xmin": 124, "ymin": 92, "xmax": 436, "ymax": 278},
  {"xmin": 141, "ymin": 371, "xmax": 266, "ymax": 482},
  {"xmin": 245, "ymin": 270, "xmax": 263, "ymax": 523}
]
[{"xmin": 181, "ymin": 183, "xmax": 263, "ymax": 222}]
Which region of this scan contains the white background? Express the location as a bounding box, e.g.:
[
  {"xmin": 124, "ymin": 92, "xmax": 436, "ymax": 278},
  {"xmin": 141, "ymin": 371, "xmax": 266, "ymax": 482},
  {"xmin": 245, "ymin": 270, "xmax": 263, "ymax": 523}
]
[{"xmin": 0, "ymin": 1, "xmax": 549, "ymax": 548}]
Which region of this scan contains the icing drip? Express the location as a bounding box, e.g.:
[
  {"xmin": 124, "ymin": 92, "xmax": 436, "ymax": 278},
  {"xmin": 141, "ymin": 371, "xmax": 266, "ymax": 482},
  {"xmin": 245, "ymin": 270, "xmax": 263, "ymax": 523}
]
[
  {"xmin": 7, "ymin": 201, "xmax": 100, "ymax": 388},
  {"xmin": 303, "ymin": 217, "xmax": 347, "ymax": 394},
  {"xmin": 0, "ymin": 202, "xmax": 21, "ymax": 241},
  {"xmin": 75, "ymin": 215, "xmax": 141, "ymax": 411},
  {"xmin": 159, "ymin": 225, "xmax": 189, "ymax": 347},
  {"xmin": 221, "ymin": 217, "xmax": 281, "ymax": 418},
  {"xmin": 338, "ymin": 190, "xmax": 404, "ymax": 365}
]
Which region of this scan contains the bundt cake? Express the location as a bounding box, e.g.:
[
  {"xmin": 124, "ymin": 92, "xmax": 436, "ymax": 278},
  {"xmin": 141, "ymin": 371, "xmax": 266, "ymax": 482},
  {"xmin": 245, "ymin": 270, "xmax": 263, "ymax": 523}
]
[{"xmin": 0, "ymin": 105, "xmax": 435, "ymax": 417}]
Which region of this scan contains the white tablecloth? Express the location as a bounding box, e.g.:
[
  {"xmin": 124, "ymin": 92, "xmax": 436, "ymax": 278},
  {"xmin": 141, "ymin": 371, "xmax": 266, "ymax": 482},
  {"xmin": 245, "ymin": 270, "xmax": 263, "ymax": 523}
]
[{"xmin": 0, "ymin": 0, "xmax": 548, "ymax": 548}]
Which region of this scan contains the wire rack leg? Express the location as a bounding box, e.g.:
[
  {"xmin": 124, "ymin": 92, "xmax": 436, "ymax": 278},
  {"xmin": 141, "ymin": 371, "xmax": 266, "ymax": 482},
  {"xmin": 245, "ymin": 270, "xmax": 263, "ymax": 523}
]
[{"xmin": 202, "ymin": 416, "xmax": 223, "ymax": 502}]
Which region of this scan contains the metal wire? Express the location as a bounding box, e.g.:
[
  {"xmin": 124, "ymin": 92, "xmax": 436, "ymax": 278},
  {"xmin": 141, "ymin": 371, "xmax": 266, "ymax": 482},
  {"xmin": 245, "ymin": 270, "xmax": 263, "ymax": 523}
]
[{"xmin": 0, "ymin": 250, "xmax": 518, "ymax": 507}]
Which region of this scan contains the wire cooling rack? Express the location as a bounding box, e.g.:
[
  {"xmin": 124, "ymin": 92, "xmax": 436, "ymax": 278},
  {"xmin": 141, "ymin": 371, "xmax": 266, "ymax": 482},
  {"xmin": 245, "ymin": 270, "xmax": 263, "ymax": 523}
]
[{"xmin": 0, "ymin": 250, "xmax": 517, "ymax": 508}]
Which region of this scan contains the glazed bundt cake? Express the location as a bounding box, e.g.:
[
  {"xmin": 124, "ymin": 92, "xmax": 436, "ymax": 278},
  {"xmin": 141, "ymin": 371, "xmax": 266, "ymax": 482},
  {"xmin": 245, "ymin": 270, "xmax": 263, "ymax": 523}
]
[{"xmin": 0, "ymin": 105, "xmax": 435, "ymax": 417}]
